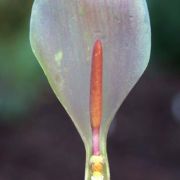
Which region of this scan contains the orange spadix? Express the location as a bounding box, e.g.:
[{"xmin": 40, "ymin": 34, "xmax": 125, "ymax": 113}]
[
  {"xmin": 90, "ymin": 40, "xmax": 103, "ymax": 156},
  {"xmin": 90, "ymin": 40, "xmax": 103, "ymax": 130}
]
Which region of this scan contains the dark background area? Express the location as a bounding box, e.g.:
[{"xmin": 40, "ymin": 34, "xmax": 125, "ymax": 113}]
[{"xmin": 0, "ymin": 0, "xmax": 180, "ymax": 179}]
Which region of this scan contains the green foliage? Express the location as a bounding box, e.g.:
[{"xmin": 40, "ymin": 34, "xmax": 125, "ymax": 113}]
[
  {"xmin": 0, "ymin": 0, "xmax": 32, "ymax": 39},
  {"xmin": 148, "ymin": 0, "xmax": 180, "ymax": 72},
  {"xmin": 0, "ymin": 1, "xmax": 45, "ymax": 121}
]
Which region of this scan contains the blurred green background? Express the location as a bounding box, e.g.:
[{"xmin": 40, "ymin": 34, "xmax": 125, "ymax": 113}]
[
  {"xmin": 0, "ymin": 0, "xmax": 180, "ymax": 180},
  {"xmin": 0, "ymin": 0, "xmax": 44, "ymax": 120}
]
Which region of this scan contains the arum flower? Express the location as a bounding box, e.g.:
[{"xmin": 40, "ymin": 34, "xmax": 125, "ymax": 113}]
[{"xmin": 30, "ymin": 0, "xmax": 151, "ymax": 179}]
